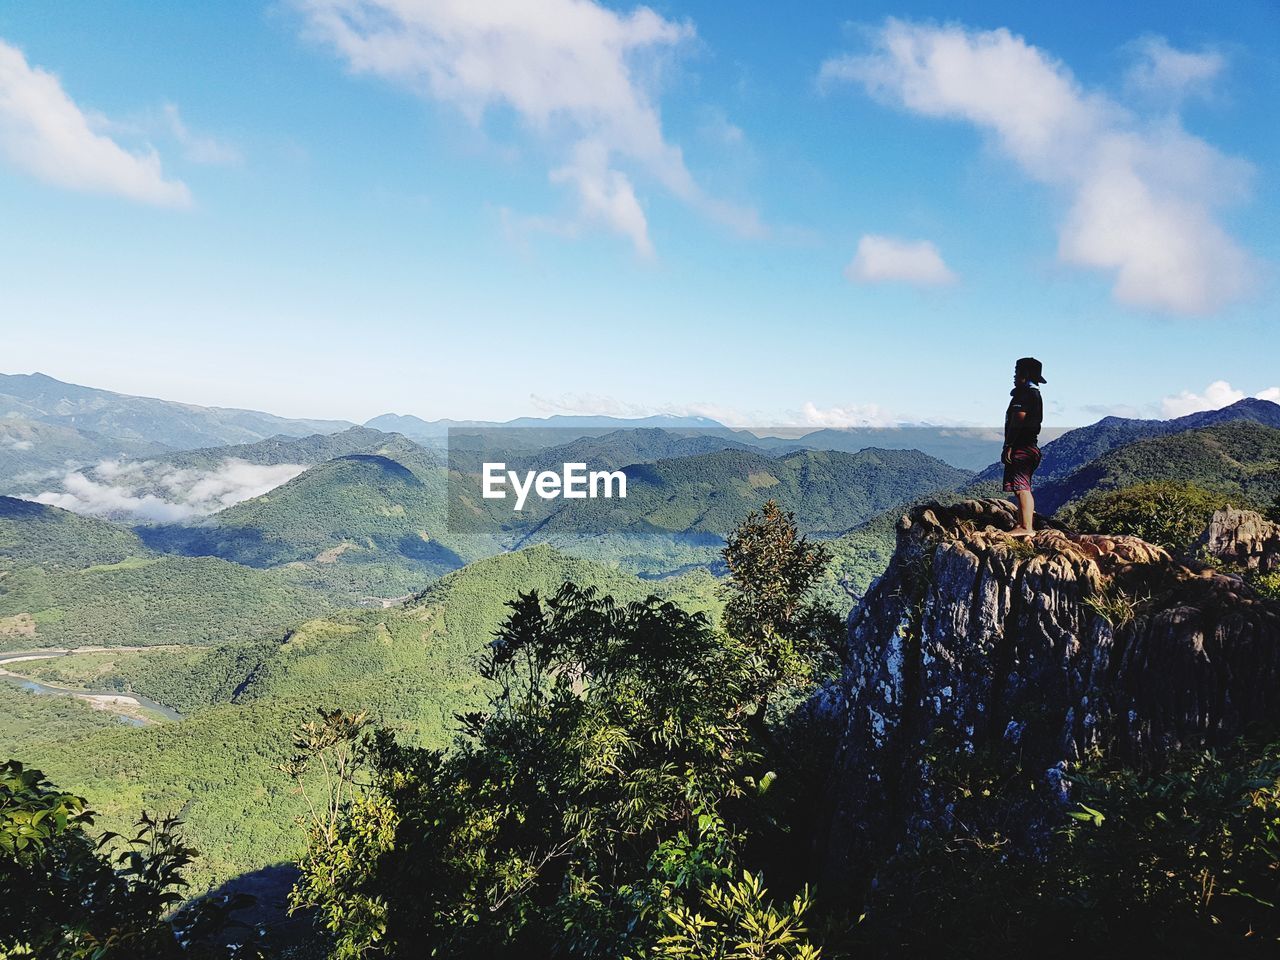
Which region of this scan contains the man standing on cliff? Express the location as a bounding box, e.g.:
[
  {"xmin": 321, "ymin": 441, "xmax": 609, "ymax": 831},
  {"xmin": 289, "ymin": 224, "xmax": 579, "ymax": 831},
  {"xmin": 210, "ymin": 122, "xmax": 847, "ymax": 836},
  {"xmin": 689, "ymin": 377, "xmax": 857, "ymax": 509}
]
[{"xmin": 1003, "ymin": 357, "xmax": 1045, "ymax": 538}]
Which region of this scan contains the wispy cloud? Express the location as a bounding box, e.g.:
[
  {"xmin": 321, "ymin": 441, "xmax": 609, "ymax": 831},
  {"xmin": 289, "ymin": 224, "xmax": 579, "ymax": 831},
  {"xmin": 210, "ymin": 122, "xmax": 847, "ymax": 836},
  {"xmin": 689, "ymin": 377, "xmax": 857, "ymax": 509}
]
[
  {"xmin": 821, "ymin": 20, "xmax": 1255, "ymax": 315},
  {"xmin": 1124, "ymin": 36, "xmax": 1225, "ymax": 104},
  {"xmin": 844, "ymin": 234, "xmax": 956, "ymax": 286},
  {"xmin": 33, "ymin": 458, "xmax": 306, "ymax": 522},
  {"xmin": 0, "ymin": 37, "xmax": 190, "ymax": 206},
  {"xmin": 528, "ymin": 392, "xmax": 740, "ymax": 423},
  {"xmin": 293, "ymin": 0, "xmax": 761, "ymax": 254},
  {"xmin": 161, "ymin": 103, "xmax": 242, "ymax": 166},
  {"xmin": 1160, "ymin": 380, "xmax": 1279, "ymax": 418},
  {"xmin": 1080, "ymin": 402, "xmax": 1145, "ymax": 420},
  {"xmin": 798, "ymin": 401, "xmax": 899, "ymax": 429}
]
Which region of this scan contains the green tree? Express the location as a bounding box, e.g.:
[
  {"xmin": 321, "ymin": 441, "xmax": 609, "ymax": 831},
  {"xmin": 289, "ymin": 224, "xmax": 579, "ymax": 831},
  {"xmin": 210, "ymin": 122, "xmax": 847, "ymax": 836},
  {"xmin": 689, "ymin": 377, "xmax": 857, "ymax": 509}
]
[
  {"xmin": 289, "ymin": 580, "xmax": 825, "ymax": 959},
  {"xmin": 720, "ymin": 500, "xmax": 844, "ymax": 727}
]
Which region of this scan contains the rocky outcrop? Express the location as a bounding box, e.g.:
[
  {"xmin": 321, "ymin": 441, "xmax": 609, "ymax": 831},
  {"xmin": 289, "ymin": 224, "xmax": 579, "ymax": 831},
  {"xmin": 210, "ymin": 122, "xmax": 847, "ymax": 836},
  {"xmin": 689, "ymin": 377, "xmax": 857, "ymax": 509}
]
[
  {"xmin": 1201, "ymin": 506, "xmax": 1280, "ymax": 572},
  {"xmin": 823, "ymin": 499, "xmax": 1280, "ymax": 879}
]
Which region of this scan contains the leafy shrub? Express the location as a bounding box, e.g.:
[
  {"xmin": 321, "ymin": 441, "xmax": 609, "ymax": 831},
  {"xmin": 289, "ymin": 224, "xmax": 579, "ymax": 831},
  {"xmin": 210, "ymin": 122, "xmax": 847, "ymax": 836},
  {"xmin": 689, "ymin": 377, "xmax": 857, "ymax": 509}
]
[
  {"xmin": 653, "ymin": 870, "xmax": 821, "ymax": 960},
  {"xmin": 1250, "ymin": 570, "xmax": 1280, "ymax": 600},
  {"xmin": 856, "ymin": 738, "xmax": 1280, "ymax": 959},
  {"xmin": 0, "ymin": 760, "xmax": 262, "ymax": 958},
  {"xmin": 1057, "ymin": 481, "xmax": 1233, "ymax": 552}
]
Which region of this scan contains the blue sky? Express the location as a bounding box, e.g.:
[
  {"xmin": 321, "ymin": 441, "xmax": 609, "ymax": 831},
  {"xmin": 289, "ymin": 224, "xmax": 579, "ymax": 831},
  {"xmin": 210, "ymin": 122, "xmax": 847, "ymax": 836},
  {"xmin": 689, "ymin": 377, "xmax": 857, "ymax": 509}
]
[{"xmin": 1, "ymin": 0, "xmax": 1277, "ymax": 429}]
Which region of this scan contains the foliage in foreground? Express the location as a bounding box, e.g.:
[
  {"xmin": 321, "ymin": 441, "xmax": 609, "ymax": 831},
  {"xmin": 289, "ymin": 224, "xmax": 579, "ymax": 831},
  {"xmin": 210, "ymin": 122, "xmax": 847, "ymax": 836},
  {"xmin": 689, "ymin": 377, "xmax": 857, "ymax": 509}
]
[
  {"xmin": 857, "ymin": 737, "xmax": 1280, "ymax": 959},
  {"xmin": 287, "ymin": 501, "xmax": 839, "ymax": 959},
  {"xmin": 0, "ymin": 760, "xmax": 261, "ymax": 958}
]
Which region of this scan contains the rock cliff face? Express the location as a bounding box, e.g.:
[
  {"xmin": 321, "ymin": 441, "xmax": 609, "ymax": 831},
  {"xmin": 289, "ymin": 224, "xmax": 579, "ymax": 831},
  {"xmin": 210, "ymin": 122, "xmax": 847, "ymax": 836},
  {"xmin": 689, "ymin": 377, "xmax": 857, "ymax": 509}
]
[
  {"xmin": 823, "ymin": 499, "xmax": 1280, "ymax": 878},
  {"xmin": 1202, "ymin": 506, "xmax": 1280, "ymax": 572}
]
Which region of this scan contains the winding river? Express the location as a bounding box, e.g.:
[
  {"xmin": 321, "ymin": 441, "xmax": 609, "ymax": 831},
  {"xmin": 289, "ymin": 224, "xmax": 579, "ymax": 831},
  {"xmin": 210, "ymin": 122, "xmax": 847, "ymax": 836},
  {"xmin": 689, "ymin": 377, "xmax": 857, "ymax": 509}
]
[{"xmin": 0, "ymin": 650, "xmax": 184, "ymax": 725}]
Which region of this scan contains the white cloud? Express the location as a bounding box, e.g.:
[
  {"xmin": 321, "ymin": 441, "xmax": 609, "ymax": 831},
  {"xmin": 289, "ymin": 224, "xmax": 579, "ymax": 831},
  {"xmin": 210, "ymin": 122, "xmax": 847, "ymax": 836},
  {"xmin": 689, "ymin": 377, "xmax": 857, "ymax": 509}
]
[
  {"xmin": 844, "ymin": 234, "xmax": 956, "ymax": 286},
  {"xmin": 1160, "ymin": 380, "xmax": 1280, "ymax": 418},
  {"xmin": 528, "ymin": 392, "xmax": 741, "ymax": 423},
  {"xmin": 798, "ymin": 401, "xmax": 898, "ymax": 429},
  {"xmin": 33, "ymin": 458, "xmax": 307, "ymax": 522},
  {"xmin": 161, "ymin": 103, "xmax": 241, "ymax": 166},
  {"xmin": 552, "ymin": 139, "xmax": 653, "ymax": 256},
  {"xmin": 1081, "ymin": 403, "xmax": 1144, "ymax": 420},
  {"xmin": 0, "ymin": 38, "xmax": 190, "ymax": 206},
  {"xmin": 700, "ymin": 107, "xmax": 744, "ymax": 145},
  {"xmin": 821, "ymin": 20, "xmax": 1254, "ymax": 315},
  {"xmin": 36, "ymin": 473, "xmax": 199, "ymax": 523},
  {"xmin": 1125, "ymin": 36, "xmax": 1224, "ymax": 102},
  {"xmin": 293, "ymin": 0, "xmax": 760, "ymax": 254}
]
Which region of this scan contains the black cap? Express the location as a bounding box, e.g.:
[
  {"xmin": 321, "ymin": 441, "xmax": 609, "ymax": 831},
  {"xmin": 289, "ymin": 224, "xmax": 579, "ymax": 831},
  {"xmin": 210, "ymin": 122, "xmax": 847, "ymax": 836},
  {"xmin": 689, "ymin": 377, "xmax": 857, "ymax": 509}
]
[{"xmin": 1015, "ymin": 357, "xmax": 1046, "ymax": 384}]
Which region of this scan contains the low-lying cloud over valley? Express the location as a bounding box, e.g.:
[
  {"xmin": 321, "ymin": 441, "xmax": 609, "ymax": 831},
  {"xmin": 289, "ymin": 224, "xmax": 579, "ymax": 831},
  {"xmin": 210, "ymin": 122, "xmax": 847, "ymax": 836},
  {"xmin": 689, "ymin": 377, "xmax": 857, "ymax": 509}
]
[{"xmin": 31, "ymin": 458, "xmax": 307, "ymax": 523}]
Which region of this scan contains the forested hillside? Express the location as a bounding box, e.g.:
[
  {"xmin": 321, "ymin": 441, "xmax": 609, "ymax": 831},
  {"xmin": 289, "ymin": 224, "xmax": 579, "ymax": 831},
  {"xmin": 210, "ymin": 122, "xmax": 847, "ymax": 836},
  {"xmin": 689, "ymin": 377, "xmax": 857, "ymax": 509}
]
[
  {"xmin": 4, "ymin": 544, "xmax": 723, "ymax": 896},
  {"xmin": 0, "ymin": 417, "xmax": 166, "ymax": 486},
  {"xmin": 970, "ymin": 397, "xmax": 1280, "ymax": 486},
  {"xmin": 519, "ymin": 446, "xmax": 971, "ymax": 538},
  {"xmin": 1036, "ymin": 421, "xmax": 1280, "ymax": 512},
  {"xmin": 1, "ymin": 496, "xmax": 144, "ymax": 569},
  {"xmin": 0, "ymin": 555, "xmax": 334, "ymax": 649}
]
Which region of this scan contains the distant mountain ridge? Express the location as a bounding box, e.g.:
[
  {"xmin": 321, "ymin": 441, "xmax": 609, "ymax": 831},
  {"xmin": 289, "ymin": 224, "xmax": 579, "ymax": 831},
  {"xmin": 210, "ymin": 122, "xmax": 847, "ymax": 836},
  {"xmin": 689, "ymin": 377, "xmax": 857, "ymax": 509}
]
[
  {"xmin": 373, "ymin": 414, "xmax": 1011, "ymax": 469},
  {"xmin": 972, "ymin": 397, "xmax": 1280, "ymax": 486},
  {"xmin": 0, "ymin": 416, "xmax": 168, "ymax": 486},
  {"xmin": 0, "ymin": 372, "xmax": 354, "ymax": 449},
  {"xmin": 161, "ymin": 426, "xmax": 435, "ymax": 472},
  {"xmin": 366, "ymin": 411, "xmax": 726, "ymax": 442},
  {"xmin": 448, "ymin": 426, "xmax": 767, "ymax": 475},
  {"xmin": 1035, "ymin": 421, "xmax": 1280, "ymax": 513},
  {"xmin": 3, "ymin": 373, "xmax": 1025, "ymax": 482}
]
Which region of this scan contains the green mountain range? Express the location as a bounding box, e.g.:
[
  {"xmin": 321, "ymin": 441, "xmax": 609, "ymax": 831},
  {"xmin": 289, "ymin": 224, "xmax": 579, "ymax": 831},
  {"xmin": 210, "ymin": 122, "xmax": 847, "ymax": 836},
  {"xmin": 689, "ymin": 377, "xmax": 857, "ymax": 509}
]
[
  {"xmin": 508, "ymin": 446, "xmax": 972, "ymax": 539},
  {"xmin": 1036, "ymin": 421, "xmax": 1280, "ymax": 513},
  {"xmin": 972, "ymin": 397, "xmax": 1280, "ymax": 486},
  {"xmin": 126, "ymin": 436, "xmax": 969, "ymax": 590}
]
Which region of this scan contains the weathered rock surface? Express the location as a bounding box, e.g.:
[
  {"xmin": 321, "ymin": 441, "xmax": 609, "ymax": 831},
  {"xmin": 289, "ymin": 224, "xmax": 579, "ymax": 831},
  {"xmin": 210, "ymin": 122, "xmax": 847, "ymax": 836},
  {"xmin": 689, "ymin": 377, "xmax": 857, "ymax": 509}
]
[
  {"xmin": 1201, "ymin": 506, "xmax": 1280, "ymax": 572},
  {"xmin": 823, "ymin": 499, "xmax": 1280, "ymax": 879}
]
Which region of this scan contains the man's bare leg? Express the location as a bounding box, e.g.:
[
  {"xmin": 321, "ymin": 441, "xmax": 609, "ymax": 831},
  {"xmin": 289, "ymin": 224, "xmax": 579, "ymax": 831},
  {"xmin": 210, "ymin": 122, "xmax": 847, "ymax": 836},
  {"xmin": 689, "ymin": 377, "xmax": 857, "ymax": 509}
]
[{"xmin": 1010, "ymin": 490, "xmax": 1035, "ymax": 537}]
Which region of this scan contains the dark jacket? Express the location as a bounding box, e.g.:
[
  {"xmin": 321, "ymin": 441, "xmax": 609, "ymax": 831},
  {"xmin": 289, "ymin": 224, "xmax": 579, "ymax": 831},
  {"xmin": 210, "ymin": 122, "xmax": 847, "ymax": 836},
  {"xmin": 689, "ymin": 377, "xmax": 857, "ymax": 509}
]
[{"xmin": 1004, "ymin": 383, "xmax": 1043, "ymax": 447}]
